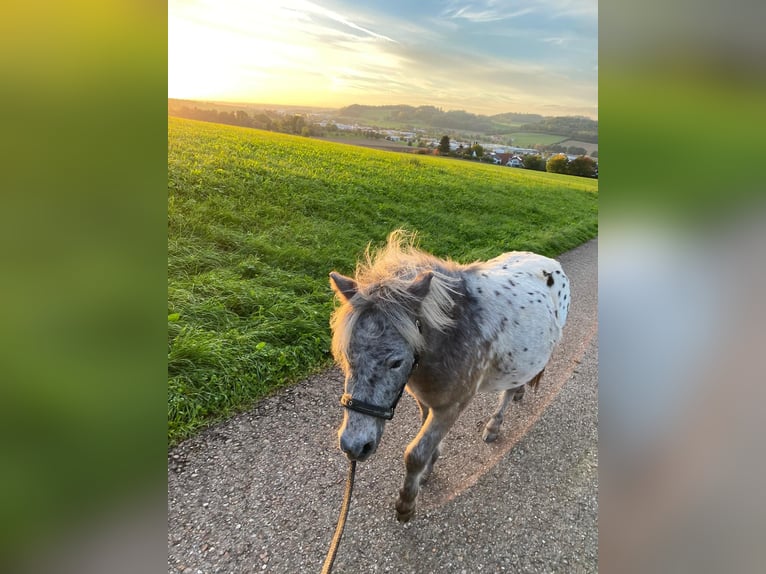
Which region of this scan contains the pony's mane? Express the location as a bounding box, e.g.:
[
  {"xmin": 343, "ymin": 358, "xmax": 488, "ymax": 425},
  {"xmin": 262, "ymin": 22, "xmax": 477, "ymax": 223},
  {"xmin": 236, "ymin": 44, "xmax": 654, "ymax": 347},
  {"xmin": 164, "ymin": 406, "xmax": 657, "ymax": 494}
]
[{"xmin": 330, "ymin": 231, "xmax": 463, "ymax": 370}]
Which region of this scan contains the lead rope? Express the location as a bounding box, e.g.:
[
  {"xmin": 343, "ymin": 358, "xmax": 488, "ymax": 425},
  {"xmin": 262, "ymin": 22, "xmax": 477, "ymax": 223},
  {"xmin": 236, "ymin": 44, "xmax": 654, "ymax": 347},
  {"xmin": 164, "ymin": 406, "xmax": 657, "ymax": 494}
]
[{"xmin": 321, "ymin": 460, "xmax": 357, "ymax": 574}]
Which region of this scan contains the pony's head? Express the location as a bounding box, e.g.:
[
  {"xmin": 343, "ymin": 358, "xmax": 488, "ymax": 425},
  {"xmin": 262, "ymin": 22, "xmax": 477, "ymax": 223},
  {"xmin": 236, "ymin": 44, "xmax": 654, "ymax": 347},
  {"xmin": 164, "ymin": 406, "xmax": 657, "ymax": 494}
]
[
  {"xmin": 328, "ymin": 231, "xmax": 462, "ymax": 461},
  {"xmin": 329, "ymin": 270, "xmax": 432, "ymax": 461}
]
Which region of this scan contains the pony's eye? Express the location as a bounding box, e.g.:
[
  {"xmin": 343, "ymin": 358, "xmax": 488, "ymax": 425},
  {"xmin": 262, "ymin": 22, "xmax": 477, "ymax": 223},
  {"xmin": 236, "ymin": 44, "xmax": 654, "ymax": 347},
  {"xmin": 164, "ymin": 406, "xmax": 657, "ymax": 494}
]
[{"xmin": 389, "ymin": 359, "xmax": 403, "ymax": 370}]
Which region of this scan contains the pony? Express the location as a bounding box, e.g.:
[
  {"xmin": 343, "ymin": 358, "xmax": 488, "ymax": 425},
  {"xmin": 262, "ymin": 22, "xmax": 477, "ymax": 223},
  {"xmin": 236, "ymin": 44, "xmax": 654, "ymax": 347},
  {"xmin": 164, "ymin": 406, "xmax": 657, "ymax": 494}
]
[{"xmin": 329, "ymin": 231, "xmax": 570, "ymax": 522}]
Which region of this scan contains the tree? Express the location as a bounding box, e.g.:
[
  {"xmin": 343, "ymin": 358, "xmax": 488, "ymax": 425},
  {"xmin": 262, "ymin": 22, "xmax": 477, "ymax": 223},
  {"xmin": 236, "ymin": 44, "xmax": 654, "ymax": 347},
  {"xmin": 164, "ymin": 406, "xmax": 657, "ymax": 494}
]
[
  {"xmin": 567, "ymin": 155, "xmax": 597, "ymax": 178},
  {"xmin": 567, "ymin": 145, "xmax": 587, "ymax": 156},
  {"xmin": 469, "ymin": 143, "xmax": 484, "ymax": 158},
  {"xmin": 234, "ymin": 110, "xmax": 252, "ymax": 127},
  {"xmin": 546, "ymin": 153, "xmax": 569, "ymax": 174},
  {"xmin": 522, "ymin": 154, "xmax": 546, "ymax": 171},
  {"xmin": 438, "ymin": 135, "xmax": 451, "ymax": 154}
]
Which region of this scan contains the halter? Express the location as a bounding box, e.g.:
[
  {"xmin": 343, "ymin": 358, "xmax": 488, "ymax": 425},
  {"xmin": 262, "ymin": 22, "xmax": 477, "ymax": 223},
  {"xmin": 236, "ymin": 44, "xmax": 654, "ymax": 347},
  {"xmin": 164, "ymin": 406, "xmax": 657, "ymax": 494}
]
[{"xmin": 339, "ymin": 320, "xmax": 421, "ymax": 421}]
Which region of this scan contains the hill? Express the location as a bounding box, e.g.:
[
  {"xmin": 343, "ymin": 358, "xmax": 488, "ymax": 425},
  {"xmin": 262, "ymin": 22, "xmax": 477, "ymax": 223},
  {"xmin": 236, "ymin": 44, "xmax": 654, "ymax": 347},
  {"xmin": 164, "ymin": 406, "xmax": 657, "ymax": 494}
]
[
  {"xmin": 167, "ymin": 117, "xmax": 598, "ymax": 442},
  {"xmin": 490, "ymin": 112, "xmax": 545, "ymax": 126},
  {"xmin": 518, "ymin": 116, "xmax": 598, "ymax": 143},
  {"xmin": 336, "ymin": 104, "xmax": 506, "ymax": 133},
  {"xmin": 333, "ymin": 105, "xmax": 598, "ymax": 140}
]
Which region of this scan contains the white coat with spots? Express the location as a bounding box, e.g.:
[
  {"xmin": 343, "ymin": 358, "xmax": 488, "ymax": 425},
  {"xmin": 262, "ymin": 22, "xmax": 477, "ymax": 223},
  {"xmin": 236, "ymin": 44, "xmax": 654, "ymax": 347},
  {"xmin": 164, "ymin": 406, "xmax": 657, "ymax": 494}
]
[{"xmin": 465, "ymin": 252, "xmax": 569, "ymax": 394}]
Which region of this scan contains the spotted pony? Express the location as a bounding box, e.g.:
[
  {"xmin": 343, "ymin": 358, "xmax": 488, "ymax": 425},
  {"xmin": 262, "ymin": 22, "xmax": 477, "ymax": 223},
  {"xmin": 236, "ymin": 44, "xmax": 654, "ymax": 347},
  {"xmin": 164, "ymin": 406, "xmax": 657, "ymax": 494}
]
[{"xmin": 329, "ymin": 231, "xmax": 570, "ymax": 522}]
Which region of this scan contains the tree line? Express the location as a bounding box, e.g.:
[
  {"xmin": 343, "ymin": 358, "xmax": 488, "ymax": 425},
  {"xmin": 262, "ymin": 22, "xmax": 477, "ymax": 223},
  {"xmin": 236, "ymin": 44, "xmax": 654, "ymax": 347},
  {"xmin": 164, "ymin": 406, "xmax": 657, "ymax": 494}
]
[
  {"xmin": 435, "ymin": 136, "xmax": 597, "ymax": 178},
  {"xmin": 168, "ymin": 104, "xmax": 323, "ymax": 136}
]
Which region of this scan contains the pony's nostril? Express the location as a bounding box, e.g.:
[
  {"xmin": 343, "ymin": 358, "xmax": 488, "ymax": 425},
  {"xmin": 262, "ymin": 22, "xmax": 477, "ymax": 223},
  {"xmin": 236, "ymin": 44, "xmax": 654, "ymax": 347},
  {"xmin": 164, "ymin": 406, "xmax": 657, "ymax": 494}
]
[{"xmin": 361, "ymin": 441, "xmax": 374, "ymax": 457}]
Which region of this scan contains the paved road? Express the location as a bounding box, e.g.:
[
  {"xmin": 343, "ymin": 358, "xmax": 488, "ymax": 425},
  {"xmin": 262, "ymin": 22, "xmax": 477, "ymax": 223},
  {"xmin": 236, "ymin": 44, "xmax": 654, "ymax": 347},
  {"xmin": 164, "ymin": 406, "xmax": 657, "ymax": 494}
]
[{"xmin": 168, "ymin": 238, "xmax": 598, "ymax": 574}]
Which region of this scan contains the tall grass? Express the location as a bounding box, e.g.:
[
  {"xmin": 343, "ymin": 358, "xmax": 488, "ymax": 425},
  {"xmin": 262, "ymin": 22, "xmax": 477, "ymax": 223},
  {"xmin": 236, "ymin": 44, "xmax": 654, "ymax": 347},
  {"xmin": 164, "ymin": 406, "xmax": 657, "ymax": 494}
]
[{"xmin": 168, "ymin": 117, "xmax": 597, "ymax": 443}]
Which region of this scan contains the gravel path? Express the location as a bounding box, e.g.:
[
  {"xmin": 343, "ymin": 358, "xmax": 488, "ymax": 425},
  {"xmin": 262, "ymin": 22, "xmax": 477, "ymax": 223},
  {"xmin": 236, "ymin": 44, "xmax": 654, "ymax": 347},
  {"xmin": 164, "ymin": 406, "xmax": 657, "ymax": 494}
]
[{"xmin": 168, "ymin": 238, "xmax": 598, "ymax": 574}]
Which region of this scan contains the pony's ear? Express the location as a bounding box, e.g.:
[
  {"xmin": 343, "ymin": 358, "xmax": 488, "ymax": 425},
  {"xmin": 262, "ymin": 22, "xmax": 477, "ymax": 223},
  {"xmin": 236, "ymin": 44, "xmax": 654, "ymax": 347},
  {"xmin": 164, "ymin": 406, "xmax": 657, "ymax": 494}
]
[
  {"xmin": 329, "ymin": 272, "xmax": 358, "ymax": 302},
  {"xmin": 407, "ymin": 271, "xmax": 434, "ymax": 300}
]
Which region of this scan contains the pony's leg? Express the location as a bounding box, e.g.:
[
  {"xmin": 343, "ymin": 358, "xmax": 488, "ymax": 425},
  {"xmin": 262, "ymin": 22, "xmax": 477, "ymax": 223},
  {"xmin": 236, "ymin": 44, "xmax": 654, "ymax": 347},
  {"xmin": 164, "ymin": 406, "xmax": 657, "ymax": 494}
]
[
  {"xmin": 396, "ymin": 404, "xmax": 463, "ymax": 522},
  {"xmin": 414, "ymin": 399, "xmax": 440, "ymax": 484},
  {"xmin": 416, "ymin": 398, "xmax": 430, "ymax": 426},
  {"xmin": 483, "ymin": 370, "xmax": 544, "ymax": 442},
  {"xmin": 482, "ymin": 389, "xmax": 515, "ymax": 443}
]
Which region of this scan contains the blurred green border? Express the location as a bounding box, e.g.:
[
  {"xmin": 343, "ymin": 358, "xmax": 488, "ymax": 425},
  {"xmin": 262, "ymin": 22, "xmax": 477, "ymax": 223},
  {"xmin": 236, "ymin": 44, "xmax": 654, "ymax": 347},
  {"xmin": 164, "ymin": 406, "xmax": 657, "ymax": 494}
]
[{"xmin": 0, "ymin": 0, "xmax": 168, "ymax": 565}]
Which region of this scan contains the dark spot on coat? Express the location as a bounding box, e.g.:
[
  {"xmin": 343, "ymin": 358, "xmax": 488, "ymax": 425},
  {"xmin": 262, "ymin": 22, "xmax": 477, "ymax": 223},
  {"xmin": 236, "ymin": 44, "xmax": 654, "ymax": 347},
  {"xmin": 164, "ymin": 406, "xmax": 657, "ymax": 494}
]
[
  {"xmin": 494, "ymin": 290, "xmax": 500, "ymax": 296},
  {"xmin": 520, "ymin": 306, "xmax": 525, "ymax": 310},
  {"xmin": 555, "ymin": 310, "xmax": 559, "ymax": 318},
  {"xmin": 477, "ymin": 287, "xmax": 483, "ymax": 294},
  {"xmin": 537, "ymin": 299, "xmax": 542, "ymax": 303},
  {"xmin": 528, "ymin": 292, "xmax": 534, "ymax": 295},
  {"xmin": 513, "ymin": 320, "xmax": 520, "ymax": 326},
  {"xmin": 523, "ymin": 347, "xmax": 528, "ymax": 352},
  {"xmin": 502, "ymin": 284, "xmax": 510, "ymax": 290},
  {"xmin": 547, "ymin": 275, "xmax": 554, "ymax": 287},
  {"xmin": 555, "ymin": 270, "xmax": 561, "ymax": 274},
  {"xmin": 502, "ymin": 264, "xmax": 507, "ymax": 269}
]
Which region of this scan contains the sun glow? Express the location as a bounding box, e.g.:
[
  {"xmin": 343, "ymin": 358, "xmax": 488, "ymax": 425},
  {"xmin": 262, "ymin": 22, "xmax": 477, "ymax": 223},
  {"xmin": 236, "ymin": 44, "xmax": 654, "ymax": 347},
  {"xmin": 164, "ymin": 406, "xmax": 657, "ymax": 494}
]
[{"xmin": 168, "ymin": 1, "xmax": 315, "ymax": 102}]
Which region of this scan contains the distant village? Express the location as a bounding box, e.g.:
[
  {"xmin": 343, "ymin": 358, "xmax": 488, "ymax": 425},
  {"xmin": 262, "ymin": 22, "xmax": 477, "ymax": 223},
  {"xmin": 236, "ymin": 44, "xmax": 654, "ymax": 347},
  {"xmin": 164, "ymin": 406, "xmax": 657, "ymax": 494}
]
[{"xmin": 317, "ymin": 120, "xmax": 596, "ymax": 175}]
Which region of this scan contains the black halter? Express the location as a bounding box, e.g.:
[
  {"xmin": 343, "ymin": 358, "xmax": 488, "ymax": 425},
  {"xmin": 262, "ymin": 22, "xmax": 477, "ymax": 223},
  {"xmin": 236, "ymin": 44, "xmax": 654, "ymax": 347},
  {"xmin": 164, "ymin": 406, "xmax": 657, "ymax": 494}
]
[{"xmin": 339, "ymin": 320, "xmax": 421, "ymax": 421}]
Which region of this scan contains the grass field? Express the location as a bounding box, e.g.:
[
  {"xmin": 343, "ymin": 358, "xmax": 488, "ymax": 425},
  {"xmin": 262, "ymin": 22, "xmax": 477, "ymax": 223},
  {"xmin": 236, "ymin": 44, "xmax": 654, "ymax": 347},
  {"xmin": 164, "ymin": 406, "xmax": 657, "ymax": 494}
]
[
  {"xmin": 508, "ymin": 132, "xmax": 568, "ymax": 147},
  {"xmin": 168, "ymin": 117, "xmax": 598, "ymax": 444}
]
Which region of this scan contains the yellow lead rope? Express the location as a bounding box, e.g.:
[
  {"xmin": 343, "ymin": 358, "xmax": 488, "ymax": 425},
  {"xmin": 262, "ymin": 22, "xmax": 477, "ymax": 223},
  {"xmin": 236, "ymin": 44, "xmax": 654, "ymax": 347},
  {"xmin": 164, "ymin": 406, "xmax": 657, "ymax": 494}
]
[{"xmin": 321, "ymin": 460, "xmax": 356, "ymax": 574}]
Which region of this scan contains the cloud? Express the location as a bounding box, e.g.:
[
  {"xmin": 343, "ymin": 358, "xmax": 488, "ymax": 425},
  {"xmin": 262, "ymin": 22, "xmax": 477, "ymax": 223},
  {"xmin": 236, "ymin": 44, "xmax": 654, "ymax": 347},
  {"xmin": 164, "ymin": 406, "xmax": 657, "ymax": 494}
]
[
  {"xmin": 443, "ymin": 4, "xmax": 534, "ymax": 23},
  {"xmin": 298, "ymin": 0, "xmax": 399, "ymax": 43},
  {"xmin": 539, "ymin": 0, "xmax": 598, "ymax": 19}
]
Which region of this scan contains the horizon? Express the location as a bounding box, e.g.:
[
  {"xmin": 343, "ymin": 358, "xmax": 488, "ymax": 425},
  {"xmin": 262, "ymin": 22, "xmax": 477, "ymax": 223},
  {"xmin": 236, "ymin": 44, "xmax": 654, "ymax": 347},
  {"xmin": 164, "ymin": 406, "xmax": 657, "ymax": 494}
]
[
  {"xmin": 169, "ymin": 1, "xmax": 597, "ymax": 120},
  {"xmin": 168, "ymin": 96, "xmax": 597, "ymax": 121}
]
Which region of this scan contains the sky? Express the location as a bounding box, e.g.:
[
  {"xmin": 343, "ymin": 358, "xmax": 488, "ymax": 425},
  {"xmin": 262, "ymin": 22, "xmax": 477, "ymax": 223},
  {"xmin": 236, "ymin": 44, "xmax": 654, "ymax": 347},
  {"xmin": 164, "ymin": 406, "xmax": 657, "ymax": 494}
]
[{"xmin": 168, "ymin": 0, "xmax": 597, "ymax": 118}]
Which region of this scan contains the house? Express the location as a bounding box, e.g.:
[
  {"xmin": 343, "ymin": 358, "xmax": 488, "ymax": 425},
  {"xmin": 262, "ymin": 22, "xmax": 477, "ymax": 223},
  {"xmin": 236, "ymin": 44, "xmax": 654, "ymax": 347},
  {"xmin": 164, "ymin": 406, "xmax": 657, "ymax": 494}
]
[{"xmin": 496, "ymin": 152, "xmax": 524, "ymax": 167}]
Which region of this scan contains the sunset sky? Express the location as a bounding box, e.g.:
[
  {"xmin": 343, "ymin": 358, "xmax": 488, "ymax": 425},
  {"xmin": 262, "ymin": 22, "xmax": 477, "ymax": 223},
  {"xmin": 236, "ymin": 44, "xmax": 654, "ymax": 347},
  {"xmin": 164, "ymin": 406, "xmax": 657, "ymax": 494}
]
[{"xmin": 168, "ymin": 0, "xmax": 597, "ymax": 118}]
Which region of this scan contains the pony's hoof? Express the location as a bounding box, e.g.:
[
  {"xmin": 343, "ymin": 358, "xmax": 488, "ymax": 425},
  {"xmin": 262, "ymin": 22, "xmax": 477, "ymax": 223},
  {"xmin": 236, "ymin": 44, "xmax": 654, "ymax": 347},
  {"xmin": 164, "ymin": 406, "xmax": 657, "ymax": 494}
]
[
  {"xmin": 396, "ymin": 508, "xmax": 415, "ymax": 523},
  {"xmin": 482, "ymin": 428, "xmax": 499, "ymax": 443},
  {"xmin": 395, "ymin": 499, "xmax": 416, "ymax": 522}
]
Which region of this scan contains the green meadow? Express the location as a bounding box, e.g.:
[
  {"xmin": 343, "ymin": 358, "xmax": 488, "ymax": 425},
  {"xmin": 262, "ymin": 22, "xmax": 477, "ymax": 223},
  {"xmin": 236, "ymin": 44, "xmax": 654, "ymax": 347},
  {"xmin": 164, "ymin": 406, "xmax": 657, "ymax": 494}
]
[
  {"xmin": 508, "ymin": 132, "xmax": 568, "ymax": 147},
  {"xmin": 168, "ymin": 116, "xmax": 597, "ymax": 443}
]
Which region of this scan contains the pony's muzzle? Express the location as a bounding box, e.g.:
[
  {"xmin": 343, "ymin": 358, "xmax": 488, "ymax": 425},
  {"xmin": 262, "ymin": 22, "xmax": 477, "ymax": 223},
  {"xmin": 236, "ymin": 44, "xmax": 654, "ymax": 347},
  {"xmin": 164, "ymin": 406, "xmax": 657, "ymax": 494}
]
[
  {"xmin": 338, "ymin": 413, "xmax": 383, "ymax": 461},
  {"xmin": 339, "ymin": 434, "xmax": 376, "ymax": 461}
]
